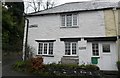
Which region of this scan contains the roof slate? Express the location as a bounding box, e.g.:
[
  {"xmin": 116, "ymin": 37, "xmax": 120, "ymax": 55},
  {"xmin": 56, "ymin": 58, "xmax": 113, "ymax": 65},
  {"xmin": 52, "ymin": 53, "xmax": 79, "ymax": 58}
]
[{"xmin": 27, "ymin": 1, "xmax": 120, "ymax": 16}]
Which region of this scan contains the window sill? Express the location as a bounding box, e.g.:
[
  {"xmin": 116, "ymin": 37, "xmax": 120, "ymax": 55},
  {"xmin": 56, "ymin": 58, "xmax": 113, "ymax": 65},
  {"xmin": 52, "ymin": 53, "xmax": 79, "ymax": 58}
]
[
  {"xmin": 60, "ymin": 26, "xmax": 79, "ymax": 28},
  {"xmin": 37, "ymin": 54, "xmax": 54, "ymax": 57},
  {"xmin": 63, "ymin": 55, "xmax": 78, "ymax": 57}
]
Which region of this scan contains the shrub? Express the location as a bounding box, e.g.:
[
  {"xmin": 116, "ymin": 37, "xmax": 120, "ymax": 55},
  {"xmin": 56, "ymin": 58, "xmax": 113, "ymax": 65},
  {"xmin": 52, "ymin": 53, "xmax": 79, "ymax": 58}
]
[
  {"xmin": 13, "ymin": 56, "xmax": 44, "ymax": 74},
  {"xmin": 85, "ymin": 64, "xmax": 99, "ymax": 71},
  {"xmin": 117, "ymin": 61, "xmax": 120, "ymax": 77},
  {"xmin": 27, "ymin": 56, "xmax": 44, "ymax": 73},
  {"xmin": 80, "ymin": 64, "xmax": 86, "ymax": 68},
  {"xmin": 117, "ymin": 61, "xmax": 120, "ymax": 70},
  {"xmin": 13, "ymin": 60, "xmax": 27, "ymax": 71},
  {"xmin": 13, "ymin": 59, "xmax": 101, "ymax": 77}
]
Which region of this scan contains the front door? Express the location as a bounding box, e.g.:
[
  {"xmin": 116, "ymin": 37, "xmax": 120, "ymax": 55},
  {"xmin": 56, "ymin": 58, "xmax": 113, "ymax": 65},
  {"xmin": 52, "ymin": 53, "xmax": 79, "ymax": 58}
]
[
  {"xmin": 100, "ymin": 43, "xmax": 115, "ymax": 70},
  {"xmin": 91, "ymin": 42, "xmax": 117, "ymax": 70}
]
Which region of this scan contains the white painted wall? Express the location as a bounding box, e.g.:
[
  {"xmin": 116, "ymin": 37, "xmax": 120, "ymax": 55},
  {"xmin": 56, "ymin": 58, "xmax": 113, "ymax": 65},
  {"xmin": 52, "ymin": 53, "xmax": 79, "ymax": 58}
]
[
  {"xmin": 27, "ymin": 10, "xmax": 106, "ymax": 51},
  {"xmin": 25, "ymin": 10, "xmax": 117, "ymax": 70},
  {"xmin": 27, "ymin": 10, "xmax": 105, "ymax": 60},
  {"xmin": 28, "ymin": 11, "xmax": 105, "ymax": 40}
]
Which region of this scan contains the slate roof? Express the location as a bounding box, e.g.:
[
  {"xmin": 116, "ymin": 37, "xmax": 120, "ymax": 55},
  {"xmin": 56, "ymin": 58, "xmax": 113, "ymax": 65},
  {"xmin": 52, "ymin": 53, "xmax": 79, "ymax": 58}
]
[{"xmin": 27, "ymin": 1, "xmax": 120, "ymax": 16}]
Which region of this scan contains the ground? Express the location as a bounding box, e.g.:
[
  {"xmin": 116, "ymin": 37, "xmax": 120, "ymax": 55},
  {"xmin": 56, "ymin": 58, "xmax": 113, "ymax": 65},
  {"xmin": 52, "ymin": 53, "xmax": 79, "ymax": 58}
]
[{"xmin": 2, "ymin": 52, "xmax": 31, "ymax": 76}]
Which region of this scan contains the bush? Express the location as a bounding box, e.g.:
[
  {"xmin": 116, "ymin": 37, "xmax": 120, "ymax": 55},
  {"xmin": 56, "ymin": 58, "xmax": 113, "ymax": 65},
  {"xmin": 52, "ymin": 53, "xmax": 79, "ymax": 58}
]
[
  {"xmin": 27, "ymin": 56, "xmax": 44, "ymax": 73},
  {"xmin": 13, "ymin": 56, "xmax": 44, "ymax": 74},
  {"xmin": 13, "ymin": 60, "xmax": 27, "ymax": 71},
  {"xmin": 85, "ymin": 64, "xmax": 99, "ymax": 71},
  {"xmin": 13, "ymin": 59, "xmax": 101, "ymax": 77},
  {"xmin": 117, "ymin": 61, "xmax": 120, "ymax": 70},
  {"xmin": 117, "ymin": 61, "xmax": 120, "ymax": 77}
]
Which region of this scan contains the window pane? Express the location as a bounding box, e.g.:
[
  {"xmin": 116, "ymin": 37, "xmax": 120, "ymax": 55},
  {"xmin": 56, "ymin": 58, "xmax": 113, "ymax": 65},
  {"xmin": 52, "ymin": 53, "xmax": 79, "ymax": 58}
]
[
  {"xmin": 72, "ymin": 43, "xmax": 76, "ymax": 54},
  {"xmin": 102, "ymin": 44, "xmax": 110, "ymax": 53},
  {"xmin": 73, "ymin": 14, "xmax": 77, "ymax": 26},
  {"xmin": 38, "ymin": 43, "xmax": 43, "ymax": 54},
  {"xmin": 92, "ymin": 43, "xmax": 99, "ymax": 56},
  {"xmin": 65, "ymin": 42, "xmax": 71, "ymax": 55},
  {"xmin": 49, "ymin": 43, "xmax": 53, "ymax": 55},
  {"xmin": 61, "ymin": 15, "xmax": 65, "ymax": 26},
  {"xmin": 66, "ymin": 14, "xmax": 72, "ymax": 27},
  {"xmin": 93, "ymin": 52, "xmax": 96, "ymax": 56},
  {"xmin": 44, "ymin": 43, "xmax": 47, "ymax": 54}
]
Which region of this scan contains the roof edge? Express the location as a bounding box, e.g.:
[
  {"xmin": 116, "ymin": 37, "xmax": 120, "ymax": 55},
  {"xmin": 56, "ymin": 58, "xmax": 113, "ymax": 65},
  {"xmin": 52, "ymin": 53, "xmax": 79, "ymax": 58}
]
[{"xmin": 26, "ymin": 7, "xmax": 120, "ymax": 17}]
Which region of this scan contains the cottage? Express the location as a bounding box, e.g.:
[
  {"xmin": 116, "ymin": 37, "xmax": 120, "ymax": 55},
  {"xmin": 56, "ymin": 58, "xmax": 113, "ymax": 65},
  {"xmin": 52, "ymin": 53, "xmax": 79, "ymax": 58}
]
[{"xmin": 23, "ymin": 1, "xmax": 120, "ymax": 71}]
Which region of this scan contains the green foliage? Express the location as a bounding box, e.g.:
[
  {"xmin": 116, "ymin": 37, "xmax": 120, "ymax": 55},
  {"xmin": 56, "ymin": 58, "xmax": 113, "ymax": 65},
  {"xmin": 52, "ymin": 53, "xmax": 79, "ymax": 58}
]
[
  {"xmin": 13, "ymin": 60, "xmax": 100, "ymax": 77},
  {"xmin": 117, "ymin": 61, "xmax": 120, "ymax": 65},
  {"xmin": 27, "ymin": 56, "xmax": 44, "ymax": 73},
  {"xmin": 80, "ymin": 64, "xmax": 86, "ymax": 68},
  {"xmin": 117, "ymin": 61, "xmax": 120, "ymax": 78},
  {"xmin": 85, "ymin": 64, "xmax": 99, "ymax": 71},
  {"xmin": 44, "ymin": 63, "xmax": 98, "ymax": 71},
  {"xmin": 13, "ymin": 61, "xmax": 27, "ymax": 72},
  {"xmin": 44, "ymin": 63, "xmax": 79, "ymax": 70},
  {"xmin": 2, "ymin": 2, "xmax": 24, "ymax": 53},
  {"xmin": 13, "ymin": 56, "xmax": 44, "ymax": 74},
  {"xmin": 117, "ymin": 61, "xmax": 120, "ymax": 70}
]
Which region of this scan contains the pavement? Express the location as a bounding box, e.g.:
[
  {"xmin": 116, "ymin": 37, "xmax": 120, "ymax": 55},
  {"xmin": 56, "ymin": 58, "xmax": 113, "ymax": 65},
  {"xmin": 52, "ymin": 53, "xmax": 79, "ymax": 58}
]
[{"xmin": 2, "ymin": 52, "xmax": 31, "ymax": 77}]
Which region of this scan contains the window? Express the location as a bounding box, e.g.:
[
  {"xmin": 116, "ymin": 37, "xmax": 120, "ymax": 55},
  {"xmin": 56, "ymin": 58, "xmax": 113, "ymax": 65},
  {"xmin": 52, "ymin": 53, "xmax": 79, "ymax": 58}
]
[
  {"xmin": 65, "ymin": 42, "xmax": 77, "ymax": 55},
  {"xmin": 61, "ymin": 14, "xmax": 78, "ymax": 27},
  {"xmin": 49, "ymin": 43, "xmax": 53, "ymax": 54},
  {"xmin": 61, "ymin": 15, "xmax": 65, "ymax": 26},
  {"xmin": 73, "ymin": 14, "xmax": 77, "ymax": 26},
  {"xmin": 92, "ymin": 43, "xmax": 99, "ymax": 56},
  {"xmin": 38, "ymin": 42, "xmax": 53, "ymax": 55},
  {"xmin": 66, "ymin": 14, "xmax": 72, "ymax": 26},
  {"xmin": 38, "ymin": 43, "xmax": 43, "ymax": 54},
  {"xmin": 102, "ymin": 44, "xmax": 110, "ymax": 53}
]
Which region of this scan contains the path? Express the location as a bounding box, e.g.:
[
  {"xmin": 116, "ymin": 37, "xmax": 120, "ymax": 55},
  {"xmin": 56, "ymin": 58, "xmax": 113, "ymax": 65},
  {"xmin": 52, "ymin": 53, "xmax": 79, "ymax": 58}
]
[{"xmin": 2, "ymin": 52, "xmax": 32, "ymax": 76}]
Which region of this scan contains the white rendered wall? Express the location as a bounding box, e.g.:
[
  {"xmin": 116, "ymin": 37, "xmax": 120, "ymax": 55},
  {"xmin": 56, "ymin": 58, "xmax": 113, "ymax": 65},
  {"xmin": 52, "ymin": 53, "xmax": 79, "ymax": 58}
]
[
  {"xmin": 25, "ymin": 10, "xmax": 118, "ymax": 70},
  {"xmin": 27, "ymin": 10, "xmax": 105, "ymax": 62},
  {"xmin": 27, "ymin": 11, "xmax": 105, "ymax": 40}
]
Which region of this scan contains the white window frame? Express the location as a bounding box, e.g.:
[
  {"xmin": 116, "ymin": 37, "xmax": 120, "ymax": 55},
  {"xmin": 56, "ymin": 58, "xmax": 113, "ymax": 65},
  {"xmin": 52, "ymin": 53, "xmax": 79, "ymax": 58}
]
[
  {"xmin": 61, "ymin": 14, "xmax": 78, "ymax": 27},
  {"xmin": 64, "ymin": 42, "xmax": 77, "ymax": 56},
  {"xmin": 92, "ymin": 43, "xmax": 100, "ymax": 57},
  {"xmin": 37, "ymin": 42, "xmax": 53, "ymax": 55},
  {"xmin": 102, "ymin": 43, "xmax": 111, "ymax": 53}
]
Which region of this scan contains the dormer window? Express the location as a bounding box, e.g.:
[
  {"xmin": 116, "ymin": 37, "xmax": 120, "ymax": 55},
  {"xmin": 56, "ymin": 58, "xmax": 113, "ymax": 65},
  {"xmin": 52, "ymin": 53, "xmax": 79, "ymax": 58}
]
[{"xmin": 61, "ymin": 14, "xmax": 78, "ymax": 27}]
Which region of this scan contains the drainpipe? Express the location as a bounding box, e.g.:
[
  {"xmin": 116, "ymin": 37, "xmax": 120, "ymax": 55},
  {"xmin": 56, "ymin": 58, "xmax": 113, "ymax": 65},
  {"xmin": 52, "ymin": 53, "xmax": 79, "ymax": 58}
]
[{"xmin": 22, "ymin": 16, "xmax": 29, "ymax": 61}]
